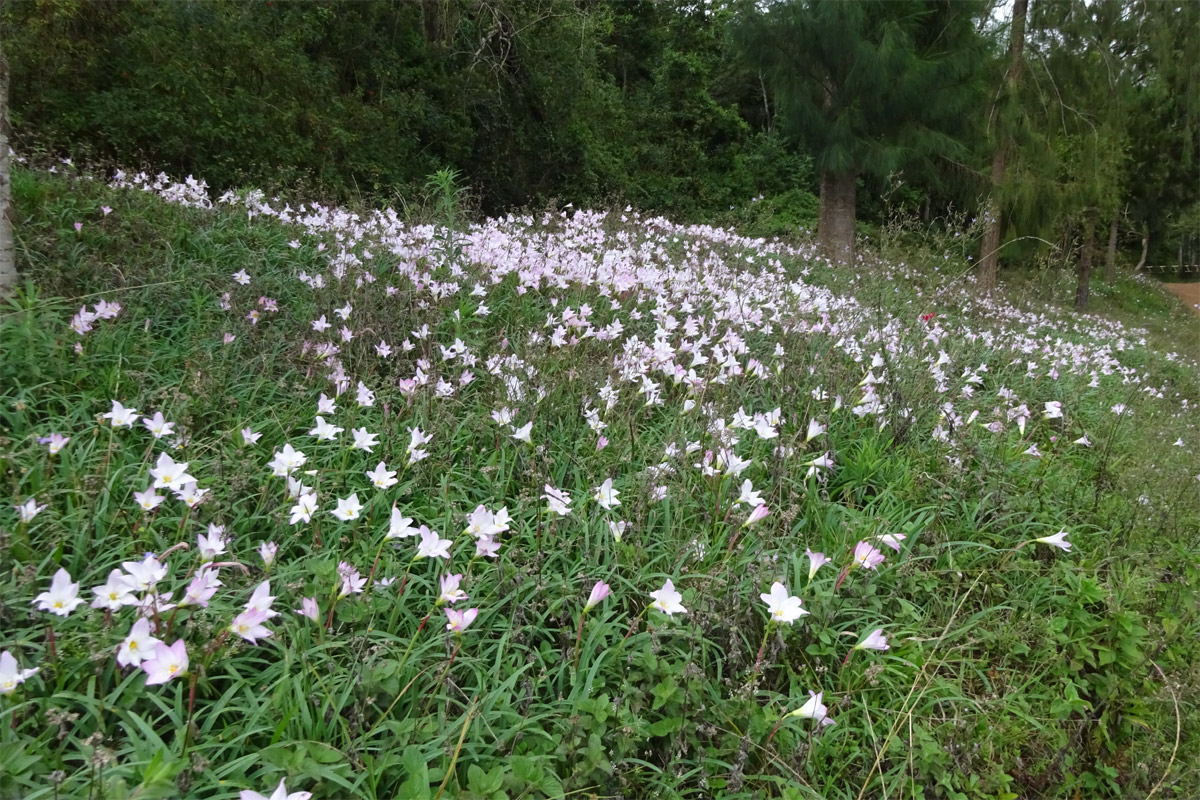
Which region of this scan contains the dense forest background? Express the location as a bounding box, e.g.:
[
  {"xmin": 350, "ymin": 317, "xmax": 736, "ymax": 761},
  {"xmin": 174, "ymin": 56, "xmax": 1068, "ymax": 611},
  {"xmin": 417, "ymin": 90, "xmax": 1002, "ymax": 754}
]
[{"xmin": 3, "ymin": 0, "xmax": 1198, "ymax": 278}]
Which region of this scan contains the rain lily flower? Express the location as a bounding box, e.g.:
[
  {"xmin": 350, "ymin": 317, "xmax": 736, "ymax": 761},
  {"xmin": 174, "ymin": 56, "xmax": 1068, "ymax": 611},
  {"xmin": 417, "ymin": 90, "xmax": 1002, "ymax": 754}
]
[
  {"xmin": 150, "ymin": 452, "xmax": 194, "ymax": 491},
  {"xmin": 181, "ymin": 568, "xmax": 222, "ymax": 608},
  {"xmin": 175, "ymin": 482, "xmax": 210, "ymax": 508},
  {"xmin": 351, "ymin": 427, "xmax": 379, "ymax": 452},
  {"xmin": 295, "ymin": 598, "xmax": 320, "ymax": 622},
  {"xmin": 241, "ymin": 427, "xmax": 263, "ymax": 446},
  {"xmin": 33, "ymin": 567, "xmax": 84, "ymax": 617},
  {"xmin": 41, "ymin": 433, "xmax": 70, "ymax": 455},
  {"xmin": 387, "ymin": 506, "xmax": 419, "ymax": 539},
  {"xmin": 309, "ymin": 416, "xmax": 343, "ymax": 441},
  {"xmin": 854, "ymin": 628, "xmax": 890, "ymax": 652},
  {"xmin": 786, "ymin": 691, "xmax": 835, "ymax": 726},
  {"xmin": 805, "ymin": 418, "xmax": 825, "ymax": 441},
  {"xmin": 91, "ymin": 569, "xmax": 137, "ymax": 611},
  {"xmin": 1073, "ymin": 435, "xmax": 1092, "ymax": 447},
  {"xmin": 875, "ymin": 533, "xmax": 906, "ymax": 552},
  {"xmin": 141, "ymin": 640, "xmax": 189, "ymax": 685},
  {"xmin": 464, "ymin": 505, "xmax": 510, "ymax": 538},
  {"xmin": 511, "ymin": 421, "xmax": 533, "ymax": 444},
  {"xmin": 416, "ymin": 528, "xmax": 453, "ymax": 560},
  {"xmin": 122, "ymin": 554, "xmax": 167, "ymax": 592},
  {"xmin": 367, "ymin": 461, "xmax": 398, "ymax": 490},
  {"xmin": 240, "ymin": 779, "xmax": 312, "ymax": 800},
  {"xmin": 289, "ymin": 493, "xmax": 319, "ymax": 525},
  {"xmin": 230, "ymin": 609, "xmax": 273, "ymax": 644},
  {"xmin": 475, "ymin": 535, "xmax": 502, "ymax": 558},
  {"xmin": 102, "ymin": 400, "xmax": 140, "ymax": 428},
  {"xmin": 232, "ymin": 269, "xmax": 250, "ymax": 285},
  {"xmin": 735, "ymin": 479, "xmax": 763, "ymax": 507},
  {"xmin": 805, "ymin": 451, "xmax": 834, "ymax": 479},
  {"xmin": 438, "ymin": 573, "xmax": 469, "ymax": 605},
  {"xmin": 852, "ymin": 541, "xmax": 886, "ymax": 570},
  {"xmin": 331, "ymin": 493, "xmax": 363, "ymax": 521},
  {"xmin": 142, "ymin": 411, "xmax": 176, "ymax": 439},
  {"xmin": 117, "ymin": 618, "xmax": 163, "ymax": 668},
  {"xmin": 268, "ymin": 443, "xmax": 307, "ymax": 474},
  {"xmin": 445, "ymin": 608, "xmax": 480, "ymax": 633},
  {"xmin": 593, "ymin": 478, "xmax": 620, "ymax": 510},
  {"xmin": 1034, "ymin": 529, "xmax": 1072, "ymax": 552},
  {"xmin": 245, "ymin": 581, "xmax": 279, "ymax": 618},
  {"xmin": 259, "ymin": 541, "xmax": 278, "ymax": 568},
  {"xmin": 197, "ymin": 525, "xmax": 228, "ymax": 561},
  {"xmin": 0, "ymin": 650, "xmax": 39, "ymax": 694},
  {"xmin": 608, "ymin": 520, "xmax": 627, "ymax": 542},
  {"xmin": 805, "ymin": 549, "xmax": 831, "ymax": 580},
  {"xmin": 649, "ymin": 579, "xmax": 687, "ymax": 616},
  {"xmin": 585, "ymin": 580, "xmax": 611, "ymax": 611},
  {"xmin": 15, "ymin": 498, "xmax": 46, "ymax": 523},
  {"xmin": 743, "ymin": 504, "xmax": 770, "ymax": 528},
  {"xmin": 542, "ymin": 485, "xmax": 572, "ymax": 516},
  {"xmin": 759, "ymin": 582, "xmax": 808, "ymax": 624},
  {"xmin": 338, "ymin": 564, "xmax": 366, "ymax": 598},
  {"xmin": 1044, "ymin": 401, "xmax": 1063, "ymax": 419}
]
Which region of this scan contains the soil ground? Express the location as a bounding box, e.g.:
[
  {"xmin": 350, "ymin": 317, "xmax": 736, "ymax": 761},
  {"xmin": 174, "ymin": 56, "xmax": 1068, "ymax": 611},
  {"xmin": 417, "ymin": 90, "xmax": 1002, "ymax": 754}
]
[{"xmin": 1163, "ymin": 281, "xmax": 1200, "ymax": 316}]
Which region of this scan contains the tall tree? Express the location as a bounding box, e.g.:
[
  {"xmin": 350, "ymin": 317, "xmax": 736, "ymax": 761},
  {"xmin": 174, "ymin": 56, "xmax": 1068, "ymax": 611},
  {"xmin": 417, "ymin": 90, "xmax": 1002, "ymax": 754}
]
[
  {"xmin": 735, "ymin": 0, "xmax": 989, "ymax": 265},
  {"xmin": 0, "ymin": 0, "xmax": 14, "ymax": 294},
  {"xmin": 976, "ymin": 0, "xmax": 1027, "ymax": 293}
]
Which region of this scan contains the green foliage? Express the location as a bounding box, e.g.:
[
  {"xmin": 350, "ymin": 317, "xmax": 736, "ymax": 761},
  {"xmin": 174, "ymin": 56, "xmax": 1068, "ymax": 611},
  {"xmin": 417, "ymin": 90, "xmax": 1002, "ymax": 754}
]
[{"xmin": 3, "ymin": 167, "xmax": 1199, "ymax": 799}]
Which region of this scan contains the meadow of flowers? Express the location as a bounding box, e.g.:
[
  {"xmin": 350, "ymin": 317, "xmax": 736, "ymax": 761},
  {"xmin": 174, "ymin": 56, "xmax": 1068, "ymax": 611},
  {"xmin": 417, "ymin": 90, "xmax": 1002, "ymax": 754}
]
[{"xmin": 1, "ymin": 164, "xmax": 1198, "ymax": 799}]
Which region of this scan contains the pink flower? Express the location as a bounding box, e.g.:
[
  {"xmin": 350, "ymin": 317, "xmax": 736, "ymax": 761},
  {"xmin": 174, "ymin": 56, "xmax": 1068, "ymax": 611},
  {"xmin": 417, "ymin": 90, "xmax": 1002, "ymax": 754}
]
[
  {"xmin": 295, "ymin": 597, "xmax": 320, "ymax": 622},
  {"xmin": 852, "ymin": 541, "xmax": 885, "ymax": 570},
  {"xmin": 854, "ymin": 628, "xmax": 890, "ymax": 652},
  {"xmin": 743, "ymin": 504, "xmax": 770, "ymax": 528},
  {"xmin": 805, "ymin": 549, "xmax": 831, "ymax": 580},
  {"xmin": 585, "ymin": 580, "xmax": 611, "ymax": 611},
  {"xmin": 439, "ymin": 574, "xmax": 469, "ymax": 605},
  {"xmin": 141, "ymin": 640, "xmax": 188, "ymax": 685},
  {"xmin": 74, "ymin": 222, "xmax": 83, "ymax": 233},
  {"xmin": 445, "ymin": 608, "xmax": 479, "ymax": 633}
]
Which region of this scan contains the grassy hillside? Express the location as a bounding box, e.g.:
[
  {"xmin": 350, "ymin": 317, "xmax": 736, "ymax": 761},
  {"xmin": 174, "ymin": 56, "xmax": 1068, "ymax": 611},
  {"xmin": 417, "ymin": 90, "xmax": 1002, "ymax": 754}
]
[{"xmin": 2, "ymin": 166, "xmax": 1198, "ymax": 800}]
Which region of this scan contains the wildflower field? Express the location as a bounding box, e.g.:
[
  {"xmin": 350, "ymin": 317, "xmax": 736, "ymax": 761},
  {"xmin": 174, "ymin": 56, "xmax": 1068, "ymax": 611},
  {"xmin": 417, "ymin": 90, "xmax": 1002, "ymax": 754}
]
[{"xmin": 2, "ymin": 165, "xmax": 1199, "ymax": 800}]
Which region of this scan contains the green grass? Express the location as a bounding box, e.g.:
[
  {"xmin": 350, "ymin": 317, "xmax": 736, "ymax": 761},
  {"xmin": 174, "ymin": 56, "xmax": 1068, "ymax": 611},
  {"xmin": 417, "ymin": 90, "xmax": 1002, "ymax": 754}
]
[{"xmin": 2, "ymin": 166, "xmax": 1199, "ymax": 800}]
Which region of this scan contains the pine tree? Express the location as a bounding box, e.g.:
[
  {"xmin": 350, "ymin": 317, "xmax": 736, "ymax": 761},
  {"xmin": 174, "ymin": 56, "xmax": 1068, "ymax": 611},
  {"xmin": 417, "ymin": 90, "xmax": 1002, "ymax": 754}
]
[{"xmin": 734, "ymin": 0, "xmax": 989, "ymax": 265}]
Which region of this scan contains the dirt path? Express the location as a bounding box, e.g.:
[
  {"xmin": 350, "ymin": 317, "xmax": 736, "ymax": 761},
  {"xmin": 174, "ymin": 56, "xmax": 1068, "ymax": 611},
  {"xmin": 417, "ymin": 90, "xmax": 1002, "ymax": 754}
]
[{"xmin": 1163, "ymin": 282, "xmax": 1200, "ymax": 315}]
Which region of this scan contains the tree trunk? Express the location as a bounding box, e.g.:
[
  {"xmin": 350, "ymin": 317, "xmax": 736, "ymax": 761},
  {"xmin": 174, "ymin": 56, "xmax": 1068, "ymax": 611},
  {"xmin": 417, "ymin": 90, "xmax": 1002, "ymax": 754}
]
[
  {"xmin": 0, "ymin": 16, "xmax": 15, "ymax": 296},
  {"xmin": 1104, "ymin": 210, "xmax": 1118, "ymax": 281},
  {"xmin": 1075, "ymin": 213, "xmax": 1096, "ymax": 311},
  {"xmin": 818, "ymin": 171, "xmax": 856, "ymax": 265},
  {"xmin": 1135, "ymin": 229, "xmax": 1148, "ymax": 272},
  {"xmin": 975, "ymin": 0, "xmax": 1028, "ymax": 294}
]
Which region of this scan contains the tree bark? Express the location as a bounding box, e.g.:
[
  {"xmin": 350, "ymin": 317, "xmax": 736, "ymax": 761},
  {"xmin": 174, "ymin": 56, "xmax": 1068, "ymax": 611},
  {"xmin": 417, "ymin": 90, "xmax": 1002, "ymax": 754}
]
[
  {"xmin": 0, "ymin": 14, "xmax": 16, "ymax": 296},
  {"xmin": 1104, "ymin": 210, "xmax": 1118, "ymax": 281},
  {"xmin": 1075, "ymin": 212, "xmax": 1096, "ymax": 310},
  {"xmin": 1135, "ymin": 229, "xmax": 1148, "ymax": 272},
  {"xmin": 818, "ymin": 171, "xmax": 856, "ymax": 265},
  {"xmin": 975, "ymin": 0, "xmax": 1028, "ymax": 294}
]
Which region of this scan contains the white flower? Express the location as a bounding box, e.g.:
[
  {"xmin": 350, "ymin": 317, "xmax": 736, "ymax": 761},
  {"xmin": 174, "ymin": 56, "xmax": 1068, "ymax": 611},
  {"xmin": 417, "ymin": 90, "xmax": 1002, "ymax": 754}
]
[
  {"xmin": 149, "ymin": 452, "xmax": 194, "ymax": 491},
  {"xmin": 0, "ymin": 650, "xmax": 39, "ymax": 694},
  {"xmin": 15, "ymin": 498, "xmax": 46, "ymax": 523},
  {"xmin": 308, "ymin": 416, "xmax": 343, "ymax": 441},
  {"xmin": 416, "ymin": 528, "xmax": 452, "ymax": 559},
  {"xmin": 511, "ymin": 421, "xmax": 533, "ymax": 444},
  {"xmin": 649, "ymin": 578, "xmax": 687, "ymax": 616},
  {"xmin": 387, "ymin": 506, "xmax": 419, "ymax": 539},
  {"xmin": 787, "ymin": 691, "xmax": 835, "ymax": 726},
  {"xmin": 593, "ymin": 478, "xmax": 620, "ymax": 510},
  {"xmin": 542, "ymin": 485, "xmax": 572, "ymax": 516},
  {"xmin": 289, "ymin": 494, "xmax": 319, "ymax": 526},
  {"xmin": 102, "ymin": 400, "xmax": 140, "ymax": 428},
  {"xmin": 142, "ymin": 411, "xmax": 176, "ymax": 439},
  {"xmin": 759, "ymin": 582, "xmax": 808, "ymax": 624},
  {"xmin": 367, "ymin": 461, "xmax": 398, "ymax": 490},
  {"xmin": 268, "ymin": 443, "xmax": 307, "ymax": 476},
  {"xmin": 1034, "ymin": 529, "xmax": 1072, "ymax": 552},
  {"xmin": 351, "ymin": 427, "xmax": 379, "ymax": 452},
  {"xmin": 331, "ymin": 493, "xmax": 363, "ymax": 521},
  {"xmin": 33, "ymin": 567, "xmax": 84, "ymax": 617},
  {"xmin": 117, "ymin": 617, "xmax": 162, "ymax": 668},
  {"xmin": 854, "ymin": 628, "xmax": 890, "ymax": 651}
]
